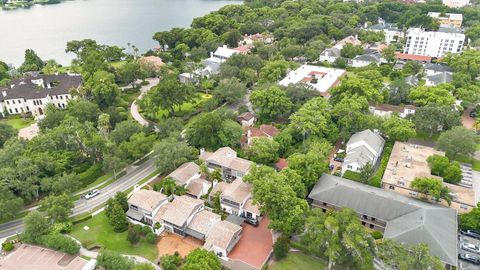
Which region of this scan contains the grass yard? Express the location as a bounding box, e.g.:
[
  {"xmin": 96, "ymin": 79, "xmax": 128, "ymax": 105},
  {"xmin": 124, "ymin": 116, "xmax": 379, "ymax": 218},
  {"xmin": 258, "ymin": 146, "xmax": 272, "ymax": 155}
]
[
  {"xmin": 153, "ymin": 93, "xmax": 211, "ymax": 119},
  {"xmin": 70, "ymin": 212, "xmax": 158, "ymax": 261},
  {"xmin": 1, "ymin": 118, "xmax": 34, "ymax": 130},
  {"xmin": 270, "ymin": 252, "xmax": 327, "ymax": 270}
]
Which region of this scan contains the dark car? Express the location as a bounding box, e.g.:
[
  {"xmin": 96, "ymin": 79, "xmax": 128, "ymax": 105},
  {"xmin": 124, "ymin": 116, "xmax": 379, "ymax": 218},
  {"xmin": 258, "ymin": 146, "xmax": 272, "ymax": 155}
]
[
  {"xmin": 244, "ymin": 217, "xmax": 259, "ymax": 227},
  {"xmin": 459, "ymin": 253, "xmax": 480, "ymax": 265},
  {"xmin": 461, "ymin": 230, "xmax": 480, "ymax": 240},
  {"xmin": 470, "ymin": 111, "xmax": 477, "ymax": 118},
  {"xmin": 334, "ymin": 157, "xmax": 344, "ymax": 162}
]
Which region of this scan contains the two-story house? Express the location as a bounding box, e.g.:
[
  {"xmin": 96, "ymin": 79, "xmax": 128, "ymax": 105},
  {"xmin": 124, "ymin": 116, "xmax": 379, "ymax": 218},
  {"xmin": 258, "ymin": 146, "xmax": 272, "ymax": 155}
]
[
  {"xmin": 127, "ymin": 190, "xmax": 168, "ymax": 225},
  {"xmin": 200, "ymin": 147, "xmax": 253, "ymax": 181},
  {"xmin": 342, "ymin": 129, "xmax": 385, "ymax": 175}
]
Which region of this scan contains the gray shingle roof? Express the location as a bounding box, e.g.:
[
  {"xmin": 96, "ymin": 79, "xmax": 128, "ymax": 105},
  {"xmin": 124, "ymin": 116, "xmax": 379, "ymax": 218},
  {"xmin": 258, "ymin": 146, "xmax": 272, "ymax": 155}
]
[
  {"xmin": 424, "ymin": 63, "xmax": 453, "ymax": 73},
  {"xmin": 347, "ymin": 129, "xmax": 385, "ymax": 155},
  {"xmin": 427, "ymin": 72, "xmax": 452, "ymax": 85},
  {"xmin": 343, "ymin": 145, "xmax": 376, "ymax": 168},
  {"xmin": 2, "ymin": 74, "xmax": 82, "ymax": 100},
  {"xmin": 353, "ymin": 54, "xmax": 380, "ymax": 63},
  {"xmin": 323, "ymin": 48, "xmax": 341, "ymax": 58},
  {"xmin": 308, "ymin": 174, "xmax": 458, "ymax": 266}
]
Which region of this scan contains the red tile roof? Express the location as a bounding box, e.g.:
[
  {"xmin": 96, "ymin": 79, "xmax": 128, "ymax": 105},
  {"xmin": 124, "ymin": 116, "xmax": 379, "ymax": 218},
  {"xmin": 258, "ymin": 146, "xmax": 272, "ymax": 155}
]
[
  {"xmin": 395, "ymin": 53, "xmax": 432, "ymax": 62},
  {"xmin": 275, "ymin": 158, "xmax": 288, "ymax": 170},
  {"xmin": 259, "ymin": 125, "xmax": 279, "ymax": 137}
]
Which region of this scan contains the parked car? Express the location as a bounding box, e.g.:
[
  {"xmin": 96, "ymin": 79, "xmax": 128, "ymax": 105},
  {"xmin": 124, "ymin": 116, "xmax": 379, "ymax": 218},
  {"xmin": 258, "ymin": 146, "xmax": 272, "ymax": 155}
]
[
  {"xmin": 459, "ymin": 253, "xmax": 480, "ymax": 265},
  {"xmin": 244, "ymin": 217, "xmax": 259, "ymax": 227},
  {"xmin": 334, "ymin": 157, "xmax": 344, "ymax": 162},
  {"xmin": 85, "ymin": 189, "xmax": 100, "ymax": 199},
  {"xmin": 470, "ymin": 111, "xmax": 477, "ymax": 118},
  {"xmin": 461, "ymin": 230, "xmax": 480, "ymax": 240},
  {"xmin": 461, "ymin": 243, "xmax": 480, "ymax": 254}
]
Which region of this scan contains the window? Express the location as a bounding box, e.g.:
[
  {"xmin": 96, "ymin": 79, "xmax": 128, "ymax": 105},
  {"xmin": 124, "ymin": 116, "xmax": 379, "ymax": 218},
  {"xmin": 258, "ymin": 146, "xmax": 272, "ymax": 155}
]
[
  {"xmin": 362, "ymin": 215, "xmax": 367, "ymax": 219},
  {"xmin": 369, "ymin": 224, "xmax": 374, "ymax": 229},
  {"xmin": 26, "ymin": 106, "xmax": 29, "ymax": 111},
  {"xmin": 14, "ymin": 108, "xmax": 18, "ymax": 113},
  {"xmin": 361, "ymin": 221, "xmax": 366, "ymax": 225},
  {"xmin": 12, "ymin": 100, "xmax": 15, "ymax": 104},
  {"xmin": 389, "ymin": 185, "xmax": 395, "ymax": 190},
  {"xmin": 371, "ymin": 217, "xmax": 376, "ymax": 221},
  {"xmin": 60, "ymin": 96, "xmax": 63, "ymax": 100},
  {"xmin": 323, "ymin": 202, "xmax": 327, "ymax": 206},
  {"xmin": 8, "ymin": 109, "xmax": 12, "ymax": 114}
]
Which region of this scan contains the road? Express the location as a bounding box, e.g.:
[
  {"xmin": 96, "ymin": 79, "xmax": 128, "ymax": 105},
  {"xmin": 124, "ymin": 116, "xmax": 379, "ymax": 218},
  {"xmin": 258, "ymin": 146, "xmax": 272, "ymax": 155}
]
[
  {"xmin": 130, "ymin": 78, "xmax": 160, "ymax": 129},
  {"xmin": 0, "ymin": 158, "xmax": 157, "ymax": 239}
]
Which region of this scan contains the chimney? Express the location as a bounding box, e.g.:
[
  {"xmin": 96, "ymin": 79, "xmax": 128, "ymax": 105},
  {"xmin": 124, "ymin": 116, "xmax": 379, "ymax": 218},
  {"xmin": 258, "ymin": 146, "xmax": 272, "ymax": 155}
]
[
  {"xmin": 223, "ymin": 45, "xmax": 227, "ymax": 48},
  {"xmin": 210, "ymin": 52, "xmax": 213, "ymax": 58},
  {"xmin": 200, "ymin": 148, "xmax": 205, "ymax": 155}
]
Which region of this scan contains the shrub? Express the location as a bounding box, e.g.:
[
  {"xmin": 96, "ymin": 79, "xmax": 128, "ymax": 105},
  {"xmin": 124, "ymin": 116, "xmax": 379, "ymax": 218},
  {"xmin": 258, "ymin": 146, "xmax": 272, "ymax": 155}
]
[
  {"xmin": 51, "ymin": 222, "xmax": 73, "ymax": 234},
  {"xmin": 370, "ymin": 230, "xmax": 383, "ymax": 240},
  {"xmin": 127, "ymin": 226, "xmax": 141, "ymax": 245},
  {"xmin": 146, "ymin": 232, "xmax": 157, "ymax": 244},
  {"xmin": 160, "ymin": 254, "xmax": 182, "ymax": 270},
  {"xmin": 273, "ymin": 236, "xmax": 290, "ymax": 260},
  {"xmin": 2, "ymin": 242, "xmax": 14, "ymax": 252},
  {"xmin": 78, "ymin": 164, "xmax": 103, "ymax": 186},
  {"xmin": 72, "ymin": 214, "xmax": 92, "ymax": 224},
  {"xmin": 39, "ymin": 234, "xmax": 80, "ymax": 254},
  {"xmin": 97, "ymin": 250, "xmax": 135, "ymax": 270},
  {"xmin": 141, "ymin": 226, "xmax": 152, "ymax": 235}
]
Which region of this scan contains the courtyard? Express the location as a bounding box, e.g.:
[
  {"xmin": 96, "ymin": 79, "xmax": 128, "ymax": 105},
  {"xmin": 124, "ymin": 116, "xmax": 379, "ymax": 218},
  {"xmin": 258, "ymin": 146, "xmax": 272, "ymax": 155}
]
[{"xmin": 156, "ymin": 233, "xmax": 202, "ymax": 258}]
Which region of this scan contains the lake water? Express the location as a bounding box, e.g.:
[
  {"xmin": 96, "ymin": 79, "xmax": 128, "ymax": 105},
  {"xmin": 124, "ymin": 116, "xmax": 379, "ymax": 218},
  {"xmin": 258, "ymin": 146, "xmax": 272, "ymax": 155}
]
[{"xmin": 0, "ymin": 0, "xmax": 242, "ymax": 66}]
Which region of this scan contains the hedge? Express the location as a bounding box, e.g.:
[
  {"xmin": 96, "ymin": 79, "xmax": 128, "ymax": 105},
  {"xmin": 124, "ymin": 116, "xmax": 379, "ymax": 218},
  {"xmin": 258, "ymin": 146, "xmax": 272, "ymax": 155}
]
[
  {"xmin": 78, "ymin": 164, "xmax": 104, "ymax": 186},
  {"xmin": 370, "ymin": 145, "xmax": 393, "ymax": 188},
  {"xmin": 38, "ymin": 234, "xmax": 80, "ymax": 254},
  {"xmin": 72, "ymin": 214, "xmax": 93, "ymax": 224}
]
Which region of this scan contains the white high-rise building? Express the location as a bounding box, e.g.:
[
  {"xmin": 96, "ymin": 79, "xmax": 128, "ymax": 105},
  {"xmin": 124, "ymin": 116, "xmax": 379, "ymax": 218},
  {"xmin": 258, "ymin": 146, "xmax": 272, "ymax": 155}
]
[
  {"xmin": 403, "ymin": 27, "xmax": 465, "ymax": 58},
  {"xmin": 442, "ymin": 0, "xmax": 469, "ymax": 8}
]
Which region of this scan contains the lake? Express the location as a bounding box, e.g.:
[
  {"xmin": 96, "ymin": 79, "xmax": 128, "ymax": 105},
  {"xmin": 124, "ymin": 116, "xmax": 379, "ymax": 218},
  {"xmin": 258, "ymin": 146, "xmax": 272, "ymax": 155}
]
[{"xmin": 0, "ymin": 0, "xmax": 242, "ymax": 66}]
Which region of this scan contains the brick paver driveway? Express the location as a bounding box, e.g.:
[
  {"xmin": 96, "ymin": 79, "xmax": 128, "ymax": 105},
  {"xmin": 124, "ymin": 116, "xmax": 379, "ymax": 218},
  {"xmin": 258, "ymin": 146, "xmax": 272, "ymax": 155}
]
[{"xmin": 228, "ymin": 217, "xmax": 273, "ymax": 269}]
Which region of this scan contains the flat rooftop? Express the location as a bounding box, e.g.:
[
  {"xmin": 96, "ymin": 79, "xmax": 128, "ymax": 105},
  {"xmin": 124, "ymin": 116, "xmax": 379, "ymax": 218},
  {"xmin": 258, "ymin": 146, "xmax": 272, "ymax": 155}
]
[
  {"xmin": 278, "ymin": 64, "xmax": 346, "ymax": 93},
  {"xmin": 382, "ymin": 141, "xmax": 475, "ymax": 207}
]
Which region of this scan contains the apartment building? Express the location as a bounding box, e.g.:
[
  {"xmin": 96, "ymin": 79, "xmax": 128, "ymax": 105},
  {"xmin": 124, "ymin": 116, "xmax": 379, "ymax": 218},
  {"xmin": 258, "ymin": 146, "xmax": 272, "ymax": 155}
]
[
  {"xmin": 442, "ymin": 0, "xmax": 470, "ymax": 8},
  {"xmin": 403, "ymin": 27, "xmax": 465, "ymax": 58},
  {"xmin": 427, "ymin": 12, "xmax": 463, "ymax": 28}
]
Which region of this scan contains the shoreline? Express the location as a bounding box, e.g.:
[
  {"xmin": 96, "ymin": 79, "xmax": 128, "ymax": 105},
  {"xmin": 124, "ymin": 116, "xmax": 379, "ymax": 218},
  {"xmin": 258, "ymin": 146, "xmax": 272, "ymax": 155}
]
[{"xmin": 1, "ymin": 0, "xmax": 67, "ymax": 11}]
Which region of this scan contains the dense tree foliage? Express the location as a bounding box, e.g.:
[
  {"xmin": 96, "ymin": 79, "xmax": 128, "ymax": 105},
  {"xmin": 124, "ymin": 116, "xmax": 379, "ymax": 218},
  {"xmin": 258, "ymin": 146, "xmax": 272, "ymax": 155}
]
[
  {"xmin": 410, "ymin": 177, "xmax": 452, "ymax": 205},
  {"xmin": 437, "ymin": 126, "xmax": 477, "ymax": 159}
]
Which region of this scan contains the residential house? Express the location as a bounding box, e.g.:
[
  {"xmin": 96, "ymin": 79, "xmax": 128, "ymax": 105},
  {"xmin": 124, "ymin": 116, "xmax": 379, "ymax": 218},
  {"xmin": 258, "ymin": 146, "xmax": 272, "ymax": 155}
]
[
  {"xmin": 199, "ymin": 45, "xmax": 241, "ymax": 77},
  {"xmin": 184, "ymin": 210, "xmax": 221, "ymax": 241},
  {"xmin": 403, "ymin": 27, "xmax": 465, "ymax": 58},
  {"xmin": 185, "ymin": 178, "xmax": 211, "ymax": 199},
  {"xmin": 203, "ymin": 220, "xmax": 242, "ymax": 258},
  {"xmin": 382, "ymin": 141, "xmax": 476, "ymax": 213},
  {"xmin": 424, "ymin": 63, "xmax": 453, "ymax": 86},
  {"xmin": 0, "ymin": 73, "xmax": 82, "ymax": 117},
  {"xmin": 427, "ymin": 12, "xmax": 463, "ymax": 28},
  {"xmin": 275, "ymin": 158, "xmax": 288, "ymax": 171},
  {"xmin": 241, "ymin": 124, "xmax": 279, "ymax": 147},
  {"xmin": 139, "ymin": 56, "xmax": 164, "ymax": 71},
  {"xmin": 319, "ymin": 47, "xmax": 341, "ymax": 64},
  {"xmin": 217, "ymin": 179, "xmax": 261, "ymax": 221},
  {"xmin": 127, "ymin": 190, "xmax": 168, "ymax": 225},
  {"xmin": 368, "ymin": 103, "xmax": 416, "ymax": 118},
  {"xmin": 405, "ymin": 75, "xmax": 419, "ymax": 86},
  {"xmin": 342, "ymin": 129, "xmax": 385, "ymax": 175},
  {"xmin": 200, "ymin": 147, "xmax": 253, "ymax": 181},
  {"xmin": 168, "ymin": 162, "xmax": 201, "ymax": 186},
  {"xmin": 369, "ymin": 21, "xmax": 404, "ymax": 44},
  {"xmin": 278, "ymin": 65, "xmax": 346, "ymax": 96},
  {"xmin": 240, "ymin": 33, "xmax": 274, "ymax": 46},
  {"xmin": 351, "ymin": 53, "xmax": 381, "ymax": 67},
  {"xmin": 395, "ymin": 52, "xmax": 433, "ymax": 62},
  {"xmin": 237, "ymin": 112, "xmax": 256, "ymax": 127},
  {"xmin": 308, "ymin": 174, "xmax": 458, "ymax": 268},
  {"xmin": 442, "ymin": 0, "xmax": 470, "ymax": 8},
  {"xmin": 155, "ymin": 195, "xmax": 204, "ymax": 236}
]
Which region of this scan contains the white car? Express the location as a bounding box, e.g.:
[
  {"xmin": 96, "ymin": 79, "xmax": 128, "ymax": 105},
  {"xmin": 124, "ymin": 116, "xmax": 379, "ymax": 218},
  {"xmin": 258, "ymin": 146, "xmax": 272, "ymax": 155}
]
[
  {"xmin": 84, "ymin": 189, "xmax": 100, "ymax": 200},
  {"xmin": 461, "ymin": 243, "xmax": 480, "ymax": 254}
]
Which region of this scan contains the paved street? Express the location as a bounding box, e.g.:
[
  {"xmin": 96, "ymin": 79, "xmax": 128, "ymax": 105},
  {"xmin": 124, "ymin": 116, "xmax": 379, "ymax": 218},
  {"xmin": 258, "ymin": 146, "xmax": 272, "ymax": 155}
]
[
  {"xmin": 0, "ymin": 158, "xmax": 156, "ymax": 239},
  {"xmin": 130, "ymin": 78, "xmax": 159, "ymax": 129}
]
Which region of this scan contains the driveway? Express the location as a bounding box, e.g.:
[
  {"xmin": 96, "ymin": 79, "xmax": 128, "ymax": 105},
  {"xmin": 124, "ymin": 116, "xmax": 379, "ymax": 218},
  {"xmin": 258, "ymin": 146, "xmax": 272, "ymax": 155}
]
[
  {"xmin": 18, "ymin": 122, "xmax": 39, "ymax": 140},
  {"xmin": 462, "ymin": 108, "xmax": 475, "ymax": 129},
  {"xmin": 228, "ymin": 217, "xmax": 273, "ymax": 270},
  {"xmin": 130, "ymin": 78, "xmax": 160, "ymax": 129}
]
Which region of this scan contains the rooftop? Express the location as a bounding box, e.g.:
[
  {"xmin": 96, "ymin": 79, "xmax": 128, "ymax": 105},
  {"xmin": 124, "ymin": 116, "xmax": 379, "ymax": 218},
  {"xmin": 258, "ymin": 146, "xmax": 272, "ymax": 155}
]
[
  {"xmin": 395, "ymin": 52, "xmax": 432, "ymax": 62},
  {"xmin": 186, "ymin": 178, "xmax": 209, "ymax": 197},
  {"xmin": 427, "ymin": 12, "xmax": 463, "ymax": 21},
  {"xmin": 157, "ymin": 195, "xmax": 203, "ymax": 227},
  {"xmin": 168, "ymin": 162, "xmax": 200, "ymax": 186},
  {"xmin": 382, "ymin": 141, "xmax": 475, "ymax": 207},
  {"xmin": 186, "ymin": 210, "xmax": 221, "ymax": 236},
  {"xmin": 308, "ymin": 174, "xmax": 458, "ymax": 266},
  {"xmin": 222, "ymin": 179, "xmax": 253, "ymax": 205},
  {"xmin": 128, "ymin": 190, "xmax": 167, "ymax": 212},
  {"xmin": 203, "ymin": 220, "xmax": 242, "ymax": 251},
  {"xmin": 278, "ymin": 65, "xmax": 346, "ymax": 93},
  {"xmin": 200, "ymin": 147, "xmax": 253, "ymax": 173}
]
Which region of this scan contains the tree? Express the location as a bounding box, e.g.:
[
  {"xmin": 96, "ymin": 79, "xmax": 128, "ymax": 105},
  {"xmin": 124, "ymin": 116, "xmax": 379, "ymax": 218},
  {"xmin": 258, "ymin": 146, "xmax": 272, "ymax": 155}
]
[
  {"xmin": 378, "ymin": 239, "xmax": 444, "ymax": 270},
  {"xmin": 382, "ymin": 116, "xmax": 416, "ymax": 142},
  {"xmin": 23, "ymin": 211, "xmax": 51, "ymax": 243},
  {"xmin": 66, "ymin": 99, "xmax": 101, "ymax": 124},
  {"xmin": 182, "ymin": 248, "xmax": 222, "ymax": 270},
  {"xmin": 437, "ymin": 126, "xmax": 477, "ymax": 159},
  {"xmin": 301, "ymin": 208, "xmax": 376, "ymax": 270},
  {"xmin": 157, "ymin": 117, "xmax": 184, "ymax": 139},
  {"xmin": 250, "ymin": 86, "xmax": 292, "ymax": 122},
  {"xmin": 258, "ymin": 60, "xmax": 290, "ymax": 83},
  {"xmin": 284, "ymin": 84, "xmax": 320, "ymax": 109},
  {"xmin": 427, "ymin": 155, "xmax": 462, "ymax": 184},
  {"xmin": 330, "ymin": 77, "xmax": 383, "ymax": 104},
  {"xmin": 408, "ymin": 84, "xmax": 455, "ymax": 106},
  {"xmin": 212, "ymin": 78, "xmax": 247, "ymax": 104},
  {"xmin": 340, "ymin": 43, "xmax": 364, "ymax": 59},
  {"xmin": 84, "ymin": 70, "xmax": 120, "ymax": 108},
  {"xmin": 332, "ymin": 95, "xmax": 370, "ymax": 138},
  {"xmin": 110, "ymin": 120, "xmax": 143, "ymax": 144},
  {"xmin": 289, "ymin": 97, "xmax": 336, "ymax": 142},
  {"xmin": 114, "ymin": 191, "xmax": 129, "ymax": 212},
  {"xmin": 246, "ymin": 137, "xmax": 280, "ymax": 164},
  {"xmin": 382, "ymin": 44, "xmax": 396, "ymax": 63},
  {"xmin": 19, "ymin": 49, "xmax": 44, "ymax": 72},
  {"xmin": 287, "ymin": 142, "xmax": 331, "ymax": 188},
  {"xmin": 118, "ymin": 60, "xmax": 146, "ymax": 88},
  {"xmin": 153, "ymin": 135, "xmax": 197, "ymax": 174},
  {"xmin": 410, "ymin": 177, "xmax": 451, "ymax": 205},
  {"xmin": 96, "ymin": 250, "xmax": 135, "ymax": 270},
  {"xmin": 0, "ymin": 123, "xmax": 17, "ymax": 147},
  {"xmin": 39, "ymin": 193, "xmax": 74, "ymax": 223},
  {"xmin": 108, "ymin": 201, "xmax": 129, "ymax": 232},
  {"xmin": 222, "ymin": 29, "xmax": 242, "ymax": 47},
  {"xmin": 388, "ymin": 79, "xmax": 412, "ymax": 105},
  {"xmin": 0, "ymin": 187, "xmax": 23, "ymax": 222},
  {"xmin": 160, "ymin": 253, "xmax": 182, "ymax": 270},
  {"xmin": 358, "ymin": 162, "xmax": 375, "ymax": 184},
  {"xmin": 127, "ymin": 224, "xmax": 141, "ymax": 245},
  {"xmin": 358, "ymin": 29, "xmax": 385, "ymax": 43},
  {"xmin": 185, "ymin": 111, "xmax": 242, "ymax": 149},
  {"xmin": 133, "ymin": 263, "xmax": 155, "ymax": 270},
  {"xmin": 273, "ymin": 235, "xmax": 290, "ymax": 260},
  {"xmin": 413, "ymin": 104, "xmax": 461, "ymax": 137},
  {"xmin": 460, "ymin": 203, "xmax": 480, "ymax": 232}
]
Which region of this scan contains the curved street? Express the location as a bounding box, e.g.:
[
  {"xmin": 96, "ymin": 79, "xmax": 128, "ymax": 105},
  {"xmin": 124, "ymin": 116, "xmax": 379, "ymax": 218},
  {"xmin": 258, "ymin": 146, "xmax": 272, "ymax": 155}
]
[
  {"xmin": 130, "ymin": 78, "xmax": 160, "ymax": 129},
  {"xmin": 0, "ymin": 159, "xmax": 157, "ymax": 240}
]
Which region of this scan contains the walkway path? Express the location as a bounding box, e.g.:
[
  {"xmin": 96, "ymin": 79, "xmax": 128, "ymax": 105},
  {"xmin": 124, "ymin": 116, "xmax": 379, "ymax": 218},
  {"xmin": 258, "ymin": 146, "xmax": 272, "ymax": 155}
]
[
  {"xmin": 462, "ymin": 107, "xmax": 475, "ymax": 129},
  {"xmin": 129, "ymin": 78, "xmax": 160, "ymax": 130},
  {"xmin": 18, "ymin": 122, "xmax": 39, "ymax": 140}
]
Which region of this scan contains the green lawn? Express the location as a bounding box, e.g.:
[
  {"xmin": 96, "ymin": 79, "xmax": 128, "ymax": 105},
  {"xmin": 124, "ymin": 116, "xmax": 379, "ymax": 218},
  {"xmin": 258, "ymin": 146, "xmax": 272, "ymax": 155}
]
[
  {"xmin": 270, "ymin": 252, "xmax": 327, "ymax": 270},
  {"xmin": 1, "ymin": 118, "xmax": 34, "ymax": 130},
  {"xmin": 70, "ymin": 212, "xmax": 158, "ymax": 261},
  {"xmin": 151, "ymin": 93, "xmax": 212, "ymax": 119}
]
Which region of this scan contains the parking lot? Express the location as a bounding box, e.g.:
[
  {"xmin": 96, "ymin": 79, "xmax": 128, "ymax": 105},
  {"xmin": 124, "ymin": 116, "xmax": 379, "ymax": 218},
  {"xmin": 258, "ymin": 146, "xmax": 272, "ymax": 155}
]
[{"xmin": 458, "ymin": 233, "xmax": 480, "ymax": 270}]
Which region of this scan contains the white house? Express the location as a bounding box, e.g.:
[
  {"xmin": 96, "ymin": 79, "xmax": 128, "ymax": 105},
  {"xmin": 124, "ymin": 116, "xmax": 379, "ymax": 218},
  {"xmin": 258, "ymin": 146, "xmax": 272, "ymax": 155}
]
[
  {"xmin": 237, "ymin": 112, "xmax": 256, "ymax": 127},
  {"xmin": 203, "ymin": 220, "xmax": 242, "ymax": 258},
  {"xmin": 369, "ymin": 21, "xmax": 404, "ymax": 44},
  {"xmin": 319, "ymin": 47, "xmax": 341, "ymax": 63},
  {"xmin": 403, "ymin": 27, "xmax": 465, "ymax": 58},
  {"xmin": 0, "ymin": 73, "xmax": 82, "ymax": 117},
  {"xmin": 200, "ymin": 147, "xmax": 253, "ymax": 181},
  {"xmin": 342, "ymin": 129, "xmax": 385, "ymax": 175},
  {"xmin": 442, "ymin": 0, "xmax": 470, "ymax": 8},
  {"xmin": 127, "ymin": 190, "xmax": 168, "ymax": 225},
  {"xmin": 351, "ymin": 53, "xmax": 382, "ymax": 68},
  {"xmin": 168, "ymin": 162, "xmax": 212, "ymax": 199},
  {"xmin": 278, "ymin": 65, "xmax": 346, "ymax": 95},
  {"xmin": 424, "ymin": 63, "xmax": 453, "ymax": 86},
  {"xmin": 369, "ymin": 103, "xmax": 416, "ymax": 118}
]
